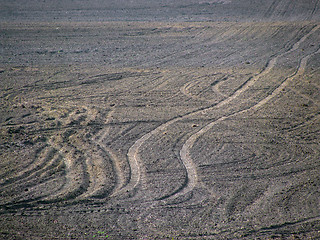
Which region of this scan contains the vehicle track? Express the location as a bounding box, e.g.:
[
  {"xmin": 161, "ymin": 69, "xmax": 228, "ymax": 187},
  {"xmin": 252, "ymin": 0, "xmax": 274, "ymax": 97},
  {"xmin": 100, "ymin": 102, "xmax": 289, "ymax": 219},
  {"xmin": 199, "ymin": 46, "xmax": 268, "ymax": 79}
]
[
  {"xmin": 0, "ymin": 144, "xmax": 48, "ymax": 187},
  {"xmin": 264, "ymin": 0, "xmax": 280, "ymax": 18},
  {"xmin": 287, "ymin": 87, "xmax": 320, "ymax": 107},
  {"xmin": 92, "ymin": 126, "xmax": 129, "ymax": 197},
  {"xmin": 124, "ymin": 25, "xmax": 320, "ymax": 202},
  {"xmin": 86, "ymin": 108, "xmax": 125, "ymax": 198},
  {"xmin": 173, "ymin": 25, "xmax": 320, "ymax": 202},
  {"xmin": 0, "ymin": 146, "xmax": 63, "ymax": 205},
  {"xmin": 310, "ymin": 0, "xmax": 320, "ymax": 19},
  {"xmin": 180, "ymin": 74, "xmax": 229, "ymax": 102},
  {"xmin": 251, "ymin": 46, "xmax": 320, "ymax": 111},
  {"xmin": 0, "ymin": 147, "xmax": 61, "ymax": 191},
  {"xmin": 14, "ymin": 106, "xmax": 104, "ymax": 204}
]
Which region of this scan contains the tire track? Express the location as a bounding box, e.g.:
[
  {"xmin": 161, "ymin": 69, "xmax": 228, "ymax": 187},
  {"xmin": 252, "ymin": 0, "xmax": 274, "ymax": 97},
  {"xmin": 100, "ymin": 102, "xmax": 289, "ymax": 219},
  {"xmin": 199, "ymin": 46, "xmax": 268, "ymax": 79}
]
[
  {"xmin": 310, "ymin": 0, "xmax": 320, "ymax": 20},
  {"xmin": 0, "ymin": 148, "xmax": 62, "ymax": 193},
  {"xmin": 92, "ymin": 130, "xmax": 128, "ymax": 197},
  {"xmin": 287, "ymin": 87, "xmax": 320, "ymax": 107},
  {"xmin": 42, "ymin": 145, "xmax": 89, "ymax": 203},
  {"xmin": 121, "ymin": 25, "xmax": 320, "ymax": 201},
  {"xmin": 252, "ymin": 46, "xmax": 320, "ymax": 110},
  {"xmin": 204, "ymin": 24, "xmax": 320, "ymax": 112},
  {"xmin": 1, "ymin": 106, "xmax": 89, "ymax": 205},
  {"xmin": 172, "ymin": 26, "xmax": 320, "ymax": 202},
  {"xmin": 38, "ymin": 107, "xmax": 100, "ymax": 202},
  {"xmin": 264, "ymin": 0, "xmax": 281, "ymax": 19},
  {"xmin": 283, "ymin": 113, "xmax": 320, "ymax": 133},
  {"xmin": 88, "ymin": 107, "xmax": 138, "ymax": 198},
  {"xmin": 180, "ymin": 74, "xmax": 228, "ymax": 102},
  {"xmin": 0, "ymin": 144, "xmax": 50, "ymax": 187},
  {"xmin": 76, "ymin": 108, "xmax": 123, "ymax": 199},
  {"xmin": 212, "ymin": 75, "xmax": 229, "ymax": 98},
  {"xmin": 0, "ymin": 146, "xmax": 62, "ymax": 205}
]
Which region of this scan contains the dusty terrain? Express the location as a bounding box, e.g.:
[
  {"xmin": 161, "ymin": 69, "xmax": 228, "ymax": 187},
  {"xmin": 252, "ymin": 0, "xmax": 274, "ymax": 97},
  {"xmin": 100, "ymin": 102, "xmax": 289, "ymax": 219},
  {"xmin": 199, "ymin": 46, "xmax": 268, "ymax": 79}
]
[{"xmin": 1, "ymin": 1, "xmax": 320, "ymax": 239}]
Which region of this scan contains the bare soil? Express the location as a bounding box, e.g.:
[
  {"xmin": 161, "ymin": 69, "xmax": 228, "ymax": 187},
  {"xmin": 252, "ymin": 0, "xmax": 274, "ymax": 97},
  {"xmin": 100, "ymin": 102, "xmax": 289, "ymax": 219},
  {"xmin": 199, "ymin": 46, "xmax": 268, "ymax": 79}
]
[{"xmin": 0, "ymin": 1, "xmax": 320, "ymax": 239}]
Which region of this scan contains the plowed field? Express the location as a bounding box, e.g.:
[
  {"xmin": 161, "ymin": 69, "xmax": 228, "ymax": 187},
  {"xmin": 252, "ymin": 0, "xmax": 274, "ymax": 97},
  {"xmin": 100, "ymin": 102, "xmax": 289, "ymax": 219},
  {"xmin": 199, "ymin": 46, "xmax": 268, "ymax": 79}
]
[{"xmin": 1, "ymin": 1, "xmax": 320, "ymax": 239}]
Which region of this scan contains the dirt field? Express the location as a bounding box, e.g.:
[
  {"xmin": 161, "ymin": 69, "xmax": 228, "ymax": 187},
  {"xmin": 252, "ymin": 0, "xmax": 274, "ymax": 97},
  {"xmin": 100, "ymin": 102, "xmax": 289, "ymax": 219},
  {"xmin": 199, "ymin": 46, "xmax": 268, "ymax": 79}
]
[{"xmin": 1, "ymin": 1, "xmax": 320, "ymax": 239}]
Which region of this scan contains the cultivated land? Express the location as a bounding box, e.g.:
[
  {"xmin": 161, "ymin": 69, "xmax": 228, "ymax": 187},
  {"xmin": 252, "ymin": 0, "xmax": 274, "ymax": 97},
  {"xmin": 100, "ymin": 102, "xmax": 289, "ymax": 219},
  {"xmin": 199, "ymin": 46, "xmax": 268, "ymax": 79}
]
[{"xmin": 0, "ymin": 1, "xmax": 320, "ymax": 239}]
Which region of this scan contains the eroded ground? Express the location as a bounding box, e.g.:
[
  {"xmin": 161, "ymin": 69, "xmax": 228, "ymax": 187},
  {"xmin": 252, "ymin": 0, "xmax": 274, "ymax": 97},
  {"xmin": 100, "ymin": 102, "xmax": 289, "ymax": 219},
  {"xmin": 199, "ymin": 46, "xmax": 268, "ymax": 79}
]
[{"xmin": 0, "ymin": 20, "xmax": 320, "ymax": 240}]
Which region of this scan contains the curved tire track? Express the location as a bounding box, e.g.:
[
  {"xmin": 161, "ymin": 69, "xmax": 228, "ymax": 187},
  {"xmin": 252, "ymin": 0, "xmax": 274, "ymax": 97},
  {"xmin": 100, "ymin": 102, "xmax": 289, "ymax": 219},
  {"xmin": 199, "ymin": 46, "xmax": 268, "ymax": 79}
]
[
  {"xmin": 173, "ymin": 25, "xmax": 320, "ymax": 202},
  {"xmin": 124, "ymin": 25, "xmax": 320, "ymax": 201}
]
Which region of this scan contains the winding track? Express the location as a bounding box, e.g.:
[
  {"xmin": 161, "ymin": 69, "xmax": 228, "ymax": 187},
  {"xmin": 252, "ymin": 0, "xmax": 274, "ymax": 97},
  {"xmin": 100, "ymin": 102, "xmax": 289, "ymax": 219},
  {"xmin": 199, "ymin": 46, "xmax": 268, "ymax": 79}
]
[
  {"xmin": 175, "ymin": 25, "xmax": 320, "ymax": 201},
  {"xmin": 125, "ymin": 24, "xmax": 320, "ymax": 202},
  {"xmin": 1, "ymin": 24, "xmax": 318, "ymax": 207},
  {"xmin": 88, "ymin": 108, "xmax": 128, "ymax": 198}
]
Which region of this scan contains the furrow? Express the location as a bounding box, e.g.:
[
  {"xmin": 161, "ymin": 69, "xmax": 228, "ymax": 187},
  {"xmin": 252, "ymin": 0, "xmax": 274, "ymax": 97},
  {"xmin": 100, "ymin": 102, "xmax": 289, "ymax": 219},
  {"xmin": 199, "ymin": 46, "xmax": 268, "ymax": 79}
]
[
  {"xmin": 76, "ymin": 145, "xmax": 116, "ymax": 199},
  {"xmin": 0, "ymin": 151, "xmax": 61, "ymax": 193},
  {"xmin": 264, "ymin": 0, "xmax": 281, "ymax": 19},
  {"xmin": 119, "ymin": 25, "xmax": 320, "ymax": 201},
  {"xmin": 170, "ymin": 27, "xmax": 320, "ymax": 202},
  {"xmin": 251, "ymin": 46, "xmax": 320, "ymax": 111},
  {"xmin": 310, "ymin": 0, "xmax": 320, "ymax": 19},
  {"xmin": 0, "ymin": 145, "xmax": 52, "ymax": 187}
]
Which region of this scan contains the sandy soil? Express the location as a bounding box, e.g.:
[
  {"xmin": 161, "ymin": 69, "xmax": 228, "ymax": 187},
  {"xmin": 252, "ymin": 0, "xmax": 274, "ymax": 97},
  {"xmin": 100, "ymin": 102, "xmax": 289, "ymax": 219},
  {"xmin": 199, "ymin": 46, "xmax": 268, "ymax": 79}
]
[{"xmin": 1, "ymin": 1, "xmax": 320, "ymax": 239}]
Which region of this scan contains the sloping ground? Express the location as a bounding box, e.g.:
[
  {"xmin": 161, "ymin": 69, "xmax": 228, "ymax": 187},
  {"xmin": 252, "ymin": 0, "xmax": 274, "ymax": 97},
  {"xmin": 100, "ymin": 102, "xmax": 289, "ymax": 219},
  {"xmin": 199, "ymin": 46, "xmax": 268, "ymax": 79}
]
[
  {"xmin": 1, "ymin": 20, "xmax": 319, "ymax": 239},
  {"xmin": 0, "ymin": 0, "xmax": 320, "ymax": 22}
]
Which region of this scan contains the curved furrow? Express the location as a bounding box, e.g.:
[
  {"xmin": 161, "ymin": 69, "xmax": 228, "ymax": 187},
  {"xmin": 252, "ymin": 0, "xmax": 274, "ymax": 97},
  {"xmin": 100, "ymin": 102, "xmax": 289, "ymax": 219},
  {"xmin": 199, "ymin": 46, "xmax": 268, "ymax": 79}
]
[
  {"xmin": 151, "ymin": 132, "xmax": 191, "ymax": 201},
  {"xmin": 181, "ymin": 72, "xmax": 256, "ymax": 103},
  {"xmin": 180, "ymin": 78, "xmax": 227, "ymax": 102},
  {"xmin": 39, "ymin": 108, "xmax": 97, "ymax": 202},
  {"xmin": 310, "ymin": 0, "xmax": 320, "ymax": 20},
  {"xmin": 211, "ymin": 76, "xmax": 229, "ymax": 98},
  {"xmin": 197, "ymin": 23, "xmax": 302, "ymax": 68},
  {"xmin": 0, "ymin": 105, "xmax": 101, "ymax": 205},
  {"xmin": 283, "ymin": 113, "xmax": 320, "ymax": 134},
  {"xmin": 251, "ymin": 46, "xmax": 320, "ymax": 111},
  {"xmin": 93, "ymin": 123, "xmax": 143, "ymax": 197},
  {"xmin": 91, "ymin": 107, "xmax": 114, "ymax": 142},
  {"xmin": 124, "ymin": 25, "xmax": 320, "ymax": 201},
  {"xmin": 0, "ymin": 149, "xmax": 61, "ymax": 194},
  {"xmin": 0, "ymin": 151, "xmax": 60, "ymax": 206},
  {"xmin": 0, "ymin": 156, "xmax": 66, "ymax": 206},
  {"xmin": 180, "ymin": 80, "xmax": 201, "ymax": 100},
  {"xmin": 75, "ymin": 145, "xmax": 116, "ymax": 200},
  {"xmin": 168, "ymin": 116, "xmax": 228, "ymax": 201},
  {"xmin": 91, "ymin": 134, "xmax": 127, "ymax": 198},
  {"xmin": 126, "ymin": 130, "xmax": 154, "ymax": 193},
  {"xmin": 101, "ymin": 146, "xmax": 128, "ymax": 197},
  {"xmin": 141, "ymin": 27, "xmax": 209, "ymax": 67},
  {"xmin": 287, "ymin": 87, "xmax": 320, "ymax": 107},
  {"xmin": 147, "ymin": 24, "xmax": 253, "ymax": 67},
  {"xmin": 264, "ymin": 0, "xmax": 280, "ymax": 19},
  {"xmin": 125, "ymin": 107, "xmax": 224, "ymax": 198},
  {"xmin": 37, "ymin": 106, "xmax": 114, "ymax": 201},
  {"xmin": 201, "ymin": 24, "xmax": 320, "ymax": 114},
  {"xmin": 37, "ymin": 154, "xmax": 65, "ymax": 181},
  {"xmin": 170, "ymin": 27, "xmax": 320, "ymax": 202},
  {"xmin": 204, "ymin": 23, "xmax": 313, "ymax": 111},
  {"xmin": 42, "ymin": 145, "xmax": 90, "ymax": 203},
  {"xmin": 157, "ymin": 28, "xmax": 319, "ymax": 201},
  {"xmin": 0, "ymin": 144, "xmax": 51, "ymax": 187},
  {"xmin": 84, "ymin": 108, "xmax": 128, "ymax": 198},
  {"xmin": 126, "ymin": 119, "xmax": 191, "ymax": 197}
]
